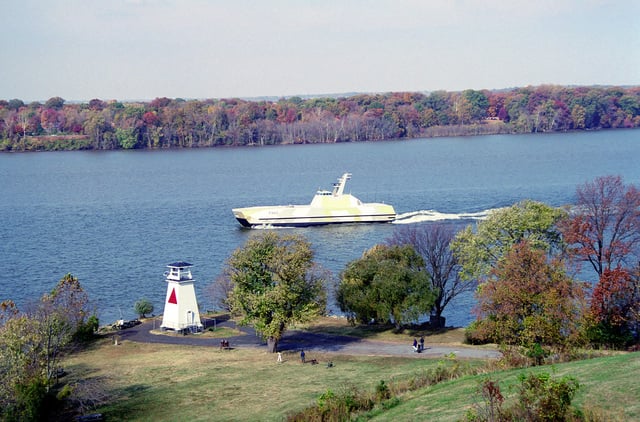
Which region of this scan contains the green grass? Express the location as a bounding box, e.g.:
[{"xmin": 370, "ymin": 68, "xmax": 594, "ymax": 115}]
[
  {"xmin": 64, "ymin": 339, "xmax": 466, "ymax": 421},
  {"xmin": 62, "ymin": 330, "xmax": 639, "ymax": 421},
  {"xmin": 364, "ymin": 352, "xmax": 640, "ymax": 421}
]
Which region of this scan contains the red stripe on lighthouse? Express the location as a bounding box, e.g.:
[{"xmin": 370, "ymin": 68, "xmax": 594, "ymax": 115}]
[{"xmin": 168, "ymin": 288, "xmax": 177, "ymax": 304}]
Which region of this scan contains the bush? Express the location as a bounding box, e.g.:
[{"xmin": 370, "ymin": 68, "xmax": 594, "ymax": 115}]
[
  {"xmin": 4, "ymin": 377, "xmax": 48, "ymax": 422},
  {"xmin": 465, "ymin": 320, "xmax": 496, "ymax": 345},
  {"xmin": 466, "ymin": 372, "xmax": 580, "ymax": 421},
  {"xmin": 288, "ymin": 385, "xmax": 373, "ymax": 421},
  {"xmin": 375, "ymin": 380, "xmax": 390, "ymax": 402},
  {"xmin": 584, "ymin": 320, "xmax": 634, "ymax": 349},
  {"xmin": 134, "ymin": 298, "xmax": 154, "ymax": 319},
  {"xmin": 466, "ymin": 378, "xmax": 505, "ymax": 422},
  {"xmin": 74, "ymin": 314, "xmax": 99, "ymax": 342},
  {"xmin": 514, "ymin": 372, "xmax": 579, "ymax": 421},
  {"xmin": 525, "ymin": 342, "xmax": 548, "ymax": 366}
]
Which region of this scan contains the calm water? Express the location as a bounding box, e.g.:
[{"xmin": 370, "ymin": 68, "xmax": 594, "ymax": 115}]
[{"xmin": 1, "ymin": 130, "xmax": 639, "ymax": 327}]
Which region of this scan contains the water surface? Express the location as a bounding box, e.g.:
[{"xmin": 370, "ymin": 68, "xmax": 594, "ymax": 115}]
[{"xmin": 1, "ymin": 129, "xmax": 639, "ymax": 326}]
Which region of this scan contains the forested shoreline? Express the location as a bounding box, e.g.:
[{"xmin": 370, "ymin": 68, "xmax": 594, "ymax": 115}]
[{"xmin": 1, "ymin": 84, "xmax": 639, "ymax": 152}]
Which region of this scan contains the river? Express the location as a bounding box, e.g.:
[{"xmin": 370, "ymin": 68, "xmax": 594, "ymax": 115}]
[{"xmin": 1, "ymin": 129, "xmax": 639, "ymax": 327}]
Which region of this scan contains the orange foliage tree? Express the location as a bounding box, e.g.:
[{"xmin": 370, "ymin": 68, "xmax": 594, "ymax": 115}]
[{"xmin": 470, "ymin": 241, "xmax": 587, "ymax": 350}]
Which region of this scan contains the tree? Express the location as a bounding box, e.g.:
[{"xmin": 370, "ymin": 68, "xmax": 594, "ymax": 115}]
[
  {"xmin": 44, "ymin": 97, "xmax": 65, "ymax": 110},
  {"xmin": 452, "ymin": 200, "xmax": 567, "ymax": 281},
  {"xmin": 470, "ymin": 241, "xmax": 586, "ymax": 350},
  {"xmin": 560, "ymin": 175, "xmax": 640, "ymax": 279},
  {"xmin": 588, "ymin": 266, "xmax": 640, "ymax": 346},
  {"xmin": 387, "ymin": 224, "xmax": 474, "ymax": 328},
  {"xmin": 134, "ymin": 298, "xmax": 154, "ymax": 319},
  {"xmin": 7, "ymin": 98, "xmax": 25, "ymax": 111},
  {"xmin": 207, "ymin": 274, "xmax": 234, "ymax": 312},
  {"xmin": 0, "ymin": 274, "xmax": 96, "ymax": 419},
  {"xmin": 115, "ymin": 127, "xmax": 137, "ymax": 149},
  {"xmin": 336, "ymin": 244, "xmax": 436, "ymax": 330},
  {"xmin": 32, "ymin": 274, "xmax": 93, "ymax": 386},
  {"xmin": 225, "ymin": 232, "xmax": 326, "ymax": 353},
  {"xmin": 462, "ymin": 89, "xmax": 489, "ymax": 121}
]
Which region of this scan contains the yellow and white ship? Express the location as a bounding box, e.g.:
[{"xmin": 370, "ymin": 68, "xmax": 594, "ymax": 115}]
[{"xmin": 232, "ymin": 173, "xmax": 396, "ymax": 228}]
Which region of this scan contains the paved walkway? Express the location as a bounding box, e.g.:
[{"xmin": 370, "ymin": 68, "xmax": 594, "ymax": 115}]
[{"xmin": 115, "ymin": 317, "xmax": 501, "ymax": 360}]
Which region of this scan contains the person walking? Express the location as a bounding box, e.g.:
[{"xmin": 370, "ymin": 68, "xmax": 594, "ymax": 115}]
[
  {"xmin": 419, "ymin": 336, "xmax": 425, "ymax": 352},
  {"xmin": 412, "ymin": 338, "xmax": 418, "ymax": 352}
]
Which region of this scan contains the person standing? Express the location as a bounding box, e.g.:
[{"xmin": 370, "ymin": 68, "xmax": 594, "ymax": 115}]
[
  {"xmin": 419, "ymin": 336, "xmax": 425, "ymax": 352},
  {"xmin": 300, "ymin": 349, "xmax": 306, "ymax": 363},
  {"xmin": 412, "ymin": 338, "xmax": 418, "ymax": 352}
]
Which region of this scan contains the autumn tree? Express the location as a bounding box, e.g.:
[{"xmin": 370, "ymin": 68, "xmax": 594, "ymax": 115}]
[
  {"xmin": 387, "ymin": 224, "xmax": 474, "ymax": 328},
  {"xmin": 336, "ymin": 244, "xmax": 436, "ymax": 330},
  {"xmin": 2, "ymin": 85, "xmax": 640, "ymax": 151},
  {"xmin": 560, "ymin": 175, "xmax": 640, "ymax": 279},
  {"xmin": 0, "ymin": 274, "xmax": 97, "ymax": 420},
  {"xmin": 469, "ymin": 241, "xmax": 586, "ymax": 351},
  {"xmin": 452, "ymin": 200, "xmax": 567, "ymax": 281},
  {"xmin": 588, "ymin": 266, "xmax": 640, "ymax": 346},
  {"xmin": 225, "ymin": 232, "xmax": 326, "ymax": 353}
]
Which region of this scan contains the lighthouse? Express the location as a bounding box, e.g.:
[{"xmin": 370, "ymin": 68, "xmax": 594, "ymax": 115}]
[{"xmin": 160, "ymin": 261, "xmax": 202, "ymax": 333}]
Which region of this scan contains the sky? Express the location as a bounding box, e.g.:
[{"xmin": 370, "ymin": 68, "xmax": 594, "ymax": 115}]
[{"xmin": 1, "ymin": 0, "xmax": 639, "ymax": 102}]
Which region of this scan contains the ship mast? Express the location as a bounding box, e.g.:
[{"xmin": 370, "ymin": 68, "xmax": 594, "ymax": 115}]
[{"xmin": 332, "ymin": 173, "xmax": 351, "ymax": 196}]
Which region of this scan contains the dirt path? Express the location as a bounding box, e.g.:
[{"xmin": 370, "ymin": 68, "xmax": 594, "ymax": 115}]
[{"xmin": 115, "ymin": 318, "xmax": 501, "ymax": 360}]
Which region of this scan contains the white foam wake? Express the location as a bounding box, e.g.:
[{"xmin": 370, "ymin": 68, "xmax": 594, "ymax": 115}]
[{"xmin": 392, "ymin": 208, "xmax": 501, "ymax": 224}]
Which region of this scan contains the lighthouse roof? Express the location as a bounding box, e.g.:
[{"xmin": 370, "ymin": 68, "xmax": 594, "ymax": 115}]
[{"xmin": 167, "ymin": 261, "xmax": 193, "ymax": 268}]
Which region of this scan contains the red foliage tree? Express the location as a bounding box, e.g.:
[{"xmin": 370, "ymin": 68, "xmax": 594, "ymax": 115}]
[
  {"xmin": 142, "ymin": 111, "xmax": 159, "ymax": 126},
  {"xmin": 560, "ymin": 175, "xmax": 640, "ymax": 278},
  {"xmin": 591, "ymin": 267, "xmax": 640, "ymax": 336}
]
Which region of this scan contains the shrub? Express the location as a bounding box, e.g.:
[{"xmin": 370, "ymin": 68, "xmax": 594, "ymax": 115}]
[
  {"xmin": 5, "ymin": 377, "xmax": 48, "ymax": 422},
  {"xmin": 288, "ymin": 385, "xmax": 373, "ymax": 421},
  {"xmin": 375, "ymin": 380, "xmax": 390, "ymax": 402},
  {"xmin": 466, "ymin": 378, "xmax": 505, "ymax": 422},
  {"xmin": 525, "ymin": 342, "xmax": 548, "ymax": 366},
  {"xmin": 134, "ymin": 298, "xmax": 154, "ymax": 319},
  {"xmin": 513, "ymin": 372, "xmax": 579, "ymax": 421},
  {"xmin": 465, "ymin": 319, "xmax": 495, "ymax": 345},
  {"xmin": 74, "ymin": 314, "xmax": 99, "ymax": 342},
  {"xmin": 466, "ymin": 372, "xmax": 580, "ymax": 421}
]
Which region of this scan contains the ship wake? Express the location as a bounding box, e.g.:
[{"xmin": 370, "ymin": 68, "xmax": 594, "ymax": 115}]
[{"xmin": 393, "ymin": 208, "xmax": 502, "ymax": 224}]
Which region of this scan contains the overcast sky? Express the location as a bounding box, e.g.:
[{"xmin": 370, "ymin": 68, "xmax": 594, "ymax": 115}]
[{"xmin": 1, "ymin": 0, "xmax": 638, "ymax": 102}]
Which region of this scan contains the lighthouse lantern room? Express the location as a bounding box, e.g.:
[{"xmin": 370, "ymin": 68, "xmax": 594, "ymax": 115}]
[{"xmin": 160, "ymin": 261, "xmax": 203, "ymax": 333}]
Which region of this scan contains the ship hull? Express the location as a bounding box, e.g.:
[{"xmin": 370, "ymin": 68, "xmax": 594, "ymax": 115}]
[{"xmin": 233, "ymin": 205, "xmax": 396, "ymax": 228}]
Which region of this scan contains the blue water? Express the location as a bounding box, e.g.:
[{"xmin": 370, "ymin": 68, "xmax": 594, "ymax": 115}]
[{"xmin": 1, "ymin": 130, "xmax": 639, "ymax": 327}]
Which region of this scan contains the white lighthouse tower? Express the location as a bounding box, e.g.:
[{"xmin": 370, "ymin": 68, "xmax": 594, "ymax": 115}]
[{"xmin": 160, "ymin": 261, "xmax": 203, "ymax": 333}]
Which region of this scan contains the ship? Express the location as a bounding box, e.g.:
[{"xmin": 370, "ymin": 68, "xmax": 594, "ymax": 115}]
[{"xmin": 232, "ymin": 173, "xmax": 396, "ymax": 228}]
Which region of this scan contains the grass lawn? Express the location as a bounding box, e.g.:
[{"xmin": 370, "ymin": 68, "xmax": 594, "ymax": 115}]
[
  {"xmin": 366, "ymin": 352, "xmax": 640, "ymax": 421},
  {"xmin": 64, "ymin": 338, "xmax": 468, "ymax": 421},
  {"xmin": 63, "ymin": 319, "xmax": 639, "ymax": 421}
]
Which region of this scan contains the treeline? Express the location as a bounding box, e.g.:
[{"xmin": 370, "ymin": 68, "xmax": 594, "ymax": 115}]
[{"xmin": 1, "ymin": 85, "xmax": 640, "ymax": 152}]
